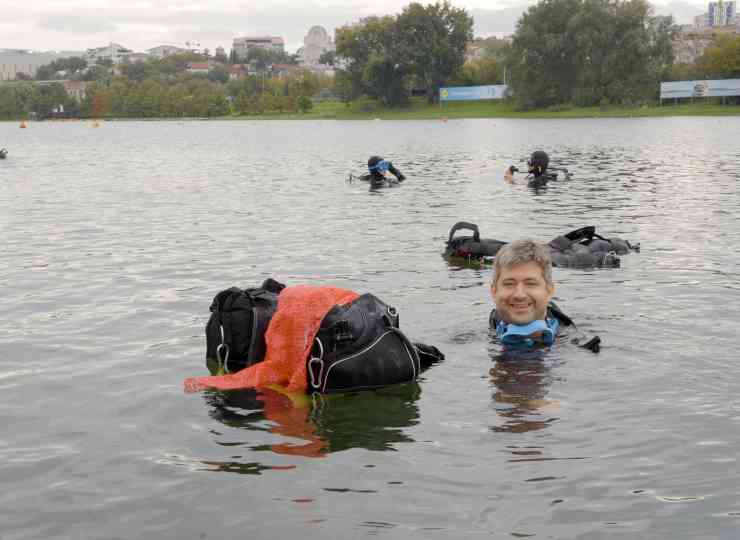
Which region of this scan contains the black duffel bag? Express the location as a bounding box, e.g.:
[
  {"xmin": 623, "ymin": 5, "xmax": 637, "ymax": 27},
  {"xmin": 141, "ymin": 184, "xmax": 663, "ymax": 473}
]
[
  {"xmin": 306, "ymin": 293, "xmax": 442, "ymax": 393},
  {"xmin": 205, "ymin": 278, "xmax": 285, "ymax": 373}
]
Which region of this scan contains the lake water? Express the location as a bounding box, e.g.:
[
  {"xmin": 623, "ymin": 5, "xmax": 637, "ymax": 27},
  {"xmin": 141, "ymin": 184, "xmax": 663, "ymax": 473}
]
[{"xmin": 1, "ymin": 117, "xmax": 739, "ymax": 539}]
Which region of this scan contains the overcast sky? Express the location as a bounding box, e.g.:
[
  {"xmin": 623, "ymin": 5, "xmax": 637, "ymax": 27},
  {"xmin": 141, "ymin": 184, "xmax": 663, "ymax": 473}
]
[{"xmin": 1, "ymin": 0, "xmax": 708, "ymax": 54}]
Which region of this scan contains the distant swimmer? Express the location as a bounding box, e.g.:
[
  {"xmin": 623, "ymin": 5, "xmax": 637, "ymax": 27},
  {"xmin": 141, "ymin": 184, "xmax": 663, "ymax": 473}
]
[
  {"xmin": 489, "ymin": 239, "xmax": 600, "ymax": 352},
  {"xmin": 504, "ymin": 150, "xmax": 571, "ymax": 187},
  {"xmin": 350, "ymin": 156, "xmax": 406, "ymax": 188}
]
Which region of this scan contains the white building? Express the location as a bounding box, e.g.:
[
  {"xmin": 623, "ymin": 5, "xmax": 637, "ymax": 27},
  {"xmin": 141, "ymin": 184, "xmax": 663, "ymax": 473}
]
[
  {"xmin": 146, "ymin": 45, "xmax": 188, "ymax": 59},
  {"xmin": 232, "ymin": 36, "xmax": 285, "ymax": 60},
  {"xmin": 0, "ymin": 49, "xmax": 83, "ymax": 81},
  {"xmin": 86, "ymin": 43, "xmax": 134, "ymax": 65},
  {"xmin": 297, "ymin": 26, "xmax": 335, "ymax": 66}
]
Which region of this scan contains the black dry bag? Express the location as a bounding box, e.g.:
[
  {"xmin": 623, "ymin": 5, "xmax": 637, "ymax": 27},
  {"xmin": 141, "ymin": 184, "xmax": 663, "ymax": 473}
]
[
  {"xmin": 205, "ymin": 279, "xmax": 284, "ymax": 373},
  {"xmin": 306, "ymin": 293, "xmax": 424, "ymax": 393}
]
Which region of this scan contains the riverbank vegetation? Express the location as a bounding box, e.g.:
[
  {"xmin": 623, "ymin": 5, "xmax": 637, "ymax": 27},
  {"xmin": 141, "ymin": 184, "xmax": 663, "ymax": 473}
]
[{"xmin": 1, "ymin": 0, "xmax": 739, "ymax": 121}]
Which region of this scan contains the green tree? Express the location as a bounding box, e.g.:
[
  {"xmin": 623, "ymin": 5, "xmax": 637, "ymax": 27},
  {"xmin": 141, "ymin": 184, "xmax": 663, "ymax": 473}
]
[
  {"xmin": 507, "ymin": 0, "xmax": 675, "ymax": 108},
  {"xmin": 35, "ymin": 56, "xmax": 88, "ymax": 80},
  {"xmin": 452, "ymin": 56, "xmax": 503, "ymax": 86},
  {"xmin": 336, "ymin": 15, "xmax": 409, "ymax": 106},
  {"xmin": 396, "ymin": 1, "xmax": 473, "ymax": 103},
  {"xmin": 297, "ymin": 95, "xmax": 313, "ymax": 113},
  {"xmin": 208, "ymin": 64, "xmax": 230, "ymax": 84},
  {"xmin": 695, "ymin": 34, "xmax": 740, "ymax": 78},
  {"xmin": 319, "ymin": 50, "xmax": 336, "ymax": 66}
]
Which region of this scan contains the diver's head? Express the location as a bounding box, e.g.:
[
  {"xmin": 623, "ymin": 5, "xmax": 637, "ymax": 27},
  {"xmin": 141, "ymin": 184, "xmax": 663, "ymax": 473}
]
[
  {"xmin": 491, "ymin": 240, "xmax": 554, "ymax": 325},
  {"xmin": 527, "ymin": 150, "xmax": 549, "ymax": 177},
  {"xmin": 367, "ymin": 155, "xmax": 390, "ymax": 177}
]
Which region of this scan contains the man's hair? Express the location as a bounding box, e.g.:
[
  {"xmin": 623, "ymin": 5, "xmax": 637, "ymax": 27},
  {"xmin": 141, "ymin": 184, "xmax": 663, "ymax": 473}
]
[{"xmin": 493, "ymin": 239, "xmax": 553, "ymax": 287}]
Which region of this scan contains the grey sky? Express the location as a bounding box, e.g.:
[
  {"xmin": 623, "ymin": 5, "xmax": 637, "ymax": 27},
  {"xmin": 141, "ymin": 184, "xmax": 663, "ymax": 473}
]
[{"xmin": 1, "ymin": 0, "xmax": 708, "ymax": 54}]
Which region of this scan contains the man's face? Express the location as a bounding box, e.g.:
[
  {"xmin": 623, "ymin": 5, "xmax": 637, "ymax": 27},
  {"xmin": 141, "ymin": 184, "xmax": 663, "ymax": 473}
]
[{"xmin": 491, "ymin": 261, "xmax": 554, "ymax": 325}]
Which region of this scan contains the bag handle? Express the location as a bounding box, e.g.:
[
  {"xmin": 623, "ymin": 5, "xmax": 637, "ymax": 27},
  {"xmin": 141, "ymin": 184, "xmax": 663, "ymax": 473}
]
[{"xmin": 448, "ymin": 221, "xmax": 480, "ymax": 244}]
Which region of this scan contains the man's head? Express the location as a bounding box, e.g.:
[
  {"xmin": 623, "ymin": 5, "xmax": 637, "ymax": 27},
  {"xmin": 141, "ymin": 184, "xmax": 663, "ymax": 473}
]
[
  {"xmin": 491, "ymin": 240, "xmax": 554, "ymax": 325},
  {"xmin": 527, "ymin": 150, "xmax": 549, "ymax": 176},
  {"xmin": 368, "ymin": 156, "xmax": 390, "ymax": 177}
]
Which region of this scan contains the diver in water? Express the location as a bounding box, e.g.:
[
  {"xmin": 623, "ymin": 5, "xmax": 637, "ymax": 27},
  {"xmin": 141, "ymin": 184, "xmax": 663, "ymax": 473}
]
[
  {"xmin": 0, "ymin": 148, "xmax": 7, "ymax": 159},
  {"xmin": 505, "ymin": 150, "xmax": 563, "ymax": 187},
  {"xmin": 356, "ymin": 156, "xmax": 406, "ymax": 187},
  {"xmin": 489, "ymin": 239, "xmax": 600, "ymax": 352}
]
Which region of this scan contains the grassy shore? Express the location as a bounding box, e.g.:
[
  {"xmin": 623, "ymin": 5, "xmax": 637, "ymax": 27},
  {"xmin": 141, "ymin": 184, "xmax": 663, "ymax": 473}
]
[
  {"xmin": 238, "ymin": 98, "xmax": 740, "ymax": 120},
  {"xmin": 4, "ymin": 98, "xmax": 738, "ymax": 123}
]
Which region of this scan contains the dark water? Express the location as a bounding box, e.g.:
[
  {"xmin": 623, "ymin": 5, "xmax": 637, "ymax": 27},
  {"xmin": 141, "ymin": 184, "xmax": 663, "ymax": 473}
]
[{"xmin": 1, "ymin": 117, "xmax": 739, "ymax": 539}]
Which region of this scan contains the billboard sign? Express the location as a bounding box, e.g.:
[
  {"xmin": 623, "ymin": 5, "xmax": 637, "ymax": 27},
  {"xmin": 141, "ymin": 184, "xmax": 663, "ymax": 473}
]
[
  {"xmin": 439, "ymin": 85, "xmax": 509, "ymax": 101},
  {"xmin": 660, "ymin": 79, "xmax": 740, "ymax": 99}
]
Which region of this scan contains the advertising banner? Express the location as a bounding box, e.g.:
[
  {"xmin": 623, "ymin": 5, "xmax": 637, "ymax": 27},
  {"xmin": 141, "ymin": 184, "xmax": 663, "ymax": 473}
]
[
  {"xmin": 439, "ymin": 85, "xmax": 509, "ymax": 101},
  {"xmin": 660, "ymin": 79, "xmax": 740, "ymax": 99}
]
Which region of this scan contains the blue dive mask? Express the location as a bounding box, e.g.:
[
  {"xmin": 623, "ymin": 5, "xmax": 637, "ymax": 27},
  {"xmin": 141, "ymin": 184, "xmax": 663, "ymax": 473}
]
[
  {"xmin": 369, "ymin": 159, "xmax": 390, "ymax": 173},
  {"xmin": 495, "ymin": 318, "xmax": 560, "ymax": 348}
]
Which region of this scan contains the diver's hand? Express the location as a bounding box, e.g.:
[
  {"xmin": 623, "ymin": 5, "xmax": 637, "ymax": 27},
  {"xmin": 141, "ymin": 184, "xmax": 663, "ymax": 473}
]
[{"xmin": 504, "ymin": 165, "xmax": 518, "ymax": 183}]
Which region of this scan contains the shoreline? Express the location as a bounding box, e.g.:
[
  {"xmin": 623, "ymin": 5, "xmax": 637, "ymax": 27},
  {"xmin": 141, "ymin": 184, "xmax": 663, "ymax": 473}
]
[{"xmin": 2, "ymin": 100, "xmax": 739, "ymax": 122}]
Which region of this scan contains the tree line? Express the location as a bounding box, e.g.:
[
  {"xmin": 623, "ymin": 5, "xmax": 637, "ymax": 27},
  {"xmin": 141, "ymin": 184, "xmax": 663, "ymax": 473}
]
[
  {"xmin": 334, "ymin": 0, "xmax": 739, "ymax": 109},
  {"xmin": 0, "ymin": 51, "xmax": 331, "ymax": 119},
  {"xmin": 2, "ymin": 0, "xmax": 739, "ymax": 119}
]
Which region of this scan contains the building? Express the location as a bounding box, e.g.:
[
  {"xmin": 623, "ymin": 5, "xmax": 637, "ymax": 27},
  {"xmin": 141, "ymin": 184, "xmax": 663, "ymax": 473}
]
[
  {"xmin": 271, "ymin": 63, "xmax": 301, "ymax": 77},
  {"xmin": 126, "ymin": 53, "xmax": 150, "ymax": 64},
  {"xmin": 232, "ymin": 36, "xmax": 285, "ymax": 60},
  {"xmin": 229, "ymin": 64, "xmax": 247, "ymax": 80},
  {"xmin": 61, "ymin": 80, "xmax": 88, "ymax": 101},
  {"xmin": 86, "ymin": 43, "xmax": 134, "ymax": 65},
  {"xmin": 186, "ymin": 62, "xmax": 211, "ymax": 75},
  {"xmin": 0, "ymin": 49, "xmax": 82, "ymax": 81},
  {"xmin": 297, "ymin": 26, "xmax": 335, "ymax": 66},
  {"xmin": 708, "ymin": 0, "xmax": 736, "ymax": 26},
  {"xmin": 146, "ymin": 45, "xmax": 188, "ymax": 59},
  {"xmin": 694, "ymin": 13, "xmax": 709, "ymax": 28}
]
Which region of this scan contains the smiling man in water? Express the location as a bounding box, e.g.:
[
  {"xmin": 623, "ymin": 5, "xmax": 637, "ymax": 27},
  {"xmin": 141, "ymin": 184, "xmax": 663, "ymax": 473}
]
[{"xmin": 489, "ymin": 239, "xmax": 559, "ymax": 347}]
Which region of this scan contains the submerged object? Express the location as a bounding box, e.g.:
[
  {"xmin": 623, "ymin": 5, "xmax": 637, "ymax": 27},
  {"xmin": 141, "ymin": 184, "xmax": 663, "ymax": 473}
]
[
  {"xmin": 444, "ymin": 222, "xmax": 639, "ymax": 269},
  {"xmin": 0, "ymin": 148, "xmax": 7, "ymax": 159}
]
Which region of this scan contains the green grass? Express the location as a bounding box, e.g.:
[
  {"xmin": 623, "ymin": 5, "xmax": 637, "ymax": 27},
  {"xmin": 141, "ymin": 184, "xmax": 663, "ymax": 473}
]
[
  {"xmin": 4, "ymin": 97, "xmax": 737, "ymax": 123},
  {"xmin": 230, "ymin": 97, "xmax": 740, "ymax": 120}
]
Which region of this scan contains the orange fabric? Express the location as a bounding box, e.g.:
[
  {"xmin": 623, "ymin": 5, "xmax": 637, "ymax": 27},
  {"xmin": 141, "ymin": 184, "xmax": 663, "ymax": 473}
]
[{"xmin": 184, "ymin": 285, "xmax": 359, "ymax": 393}]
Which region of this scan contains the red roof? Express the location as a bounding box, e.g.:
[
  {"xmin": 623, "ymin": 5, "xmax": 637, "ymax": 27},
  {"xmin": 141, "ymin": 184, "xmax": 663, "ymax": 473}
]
[{"xmin": 188, "ymin": 62, "xmax": 210, "ymax": 70}]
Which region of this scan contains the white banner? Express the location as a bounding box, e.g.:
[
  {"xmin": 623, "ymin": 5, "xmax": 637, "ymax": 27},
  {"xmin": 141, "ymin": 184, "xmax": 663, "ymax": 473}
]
[{"xmin": 660, "ymin": 79, "xmax": 740, "ymax": 99}]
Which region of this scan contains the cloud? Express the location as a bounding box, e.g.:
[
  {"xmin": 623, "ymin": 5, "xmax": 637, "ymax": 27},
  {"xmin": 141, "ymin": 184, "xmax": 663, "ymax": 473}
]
[
  {"xmin": 36, "ymin": 13, "xmax": 118, "ymax": 34},
  {"xmin": 0, "ymin": 0, "xmax": 709, "ymax": 53}
]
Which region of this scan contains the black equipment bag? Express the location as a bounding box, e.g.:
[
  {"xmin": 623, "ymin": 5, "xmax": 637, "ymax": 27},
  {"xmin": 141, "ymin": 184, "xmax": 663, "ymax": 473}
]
[
  {"xmin": 445, "ymin": 221, "xmax": 506, "ymax": 260},
  {"xmin": 205, "ymin": 278, "xmax": 285, "ymax": 373},
  {"xmin": 306, "ymin": 294, "xmax": 431, "ymax": 393}
]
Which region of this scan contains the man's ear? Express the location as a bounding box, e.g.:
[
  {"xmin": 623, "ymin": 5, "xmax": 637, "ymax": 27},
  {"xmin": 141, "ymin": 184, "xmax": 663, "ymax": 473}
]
[
  {"xmin": 546, "ymin": 283, "xmax": 555, "ymax": 297},
  {"xmin": 490, "ymin": 282, "xmax": 497, "ymax": 299}
]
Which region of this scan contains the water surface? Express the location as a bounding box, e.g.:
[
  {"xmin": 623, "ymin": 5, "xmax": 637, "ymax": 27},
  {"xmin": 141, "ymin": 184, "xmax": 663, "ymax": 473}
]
[{"xmin": 1, "ymin": 117, "xmax": 739, "ymax": 539}]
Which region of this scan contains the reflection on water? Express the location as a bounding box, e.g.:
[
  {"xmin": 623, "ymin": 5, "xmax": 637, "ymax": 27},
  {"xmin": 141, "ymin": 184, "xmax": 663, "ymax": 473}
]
[
  {"xmin": 488, "ymin": 334, "xmax": 562, "ymax": 434},
  {"xmin": 203, "ymin": 383, "xmax": 422, "ymax": 464}
]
